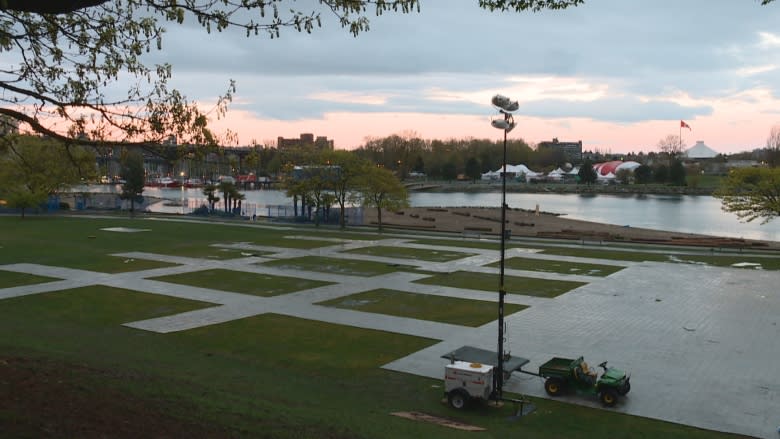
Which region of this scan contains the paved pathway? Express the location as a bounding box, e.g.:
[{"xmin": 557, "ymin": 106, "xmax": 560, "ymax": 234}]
[{"xmin": 1, "ymin": 232, "xmax": 778, "ymax": 438}]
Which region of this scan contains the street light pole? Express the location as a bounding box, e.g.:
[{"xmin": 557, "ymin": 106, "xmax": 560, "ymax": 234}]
[{"xmin": 490, "ymin": 95, "xmax": 517, "ymax": 401}]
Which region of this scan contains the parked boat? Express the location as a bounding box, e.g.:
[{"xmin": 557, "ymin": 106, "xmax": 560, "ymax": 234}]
[
  {"xmin": 185, "ymin": 178, "xmax": 204, "ymax": 188},
  {"xmin": 147, "ymin": 177, "xmax": 181, "ymax": 188}
]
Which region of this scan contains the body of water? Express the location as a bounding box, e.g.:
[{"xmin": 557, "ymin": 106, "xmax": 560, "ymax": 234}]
[{"xmin": 78, "ymin": 185, "xmax": 780, "ymax": 242}]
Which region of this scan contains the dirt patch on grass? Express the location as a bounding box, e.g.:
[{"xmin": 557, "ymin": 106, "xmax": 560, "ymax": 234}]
[{"xmin": 0, "ymin": 356, "xmax": 235, "ymax": 438}]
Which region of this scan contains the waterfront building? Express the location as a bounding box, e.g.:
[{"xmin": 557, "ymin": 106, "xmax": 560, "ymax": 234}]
[
  {"xmin": 277, "ymin": 133, "xmax": 334, "ymax": 150},
  {"xmin": 538, "ymin": 138, "xmax": 583, "ymax": 162}
]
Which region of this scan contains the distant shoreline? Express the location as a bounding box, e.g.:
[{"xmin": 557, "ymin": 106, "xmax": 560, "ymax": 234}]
[
  {"xmin": 363, "ymin": 206, "xmax": 780, "ymax": 250},
  {"xmin": 405, "ymin": 180, "xmax": 716, "ymax": 196}
]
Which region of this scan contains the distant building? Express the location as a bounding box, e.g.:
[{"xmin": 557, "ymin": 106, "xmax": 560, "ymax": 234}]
[
  {"xmin": 538, "ymin": 138, "xmax": 583, "ymax": 162},
  {"xmin": 277, "ymin": 133, "xmax": 334, "ymax": 150},
  {"xmin": 685, "ymin": 141, "xmax": 718, "ymax": 159}
]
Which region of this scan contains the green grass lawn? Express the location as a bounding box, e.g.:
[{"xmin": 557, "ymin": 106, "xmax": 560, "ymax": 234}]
[
  {"xmin": 101, "ymin": 256, "xmax": 181, "ymax": 273},
  {"xmin": 0, "ymin": 270, "xmax": 60, "ymax": 288},
  {"xmin": 150, "ymin": 268, "xmax": 332, "ymax": 296},
  {"xmin": 668, "ymin": 253, "xmax": 780, "ymax": 270},
  {"xmin": 413, "ymin": 237, "xmax": 780, "ymax": 271},
  {"xmin": 0, "ymin": 216, "xmax": 755, "ymax": 438},
  {"xmin": 0, "ymin": 216, "xmax": 339, "ymax": 266},
  {"xmin": 486, "ymin": 256, "xmax": 624, "ymax": 276},
  {"xmin": 261, "ymin": 255, "xmax": 417, "ymax": 277},
  {"xmin": 539, "ymin": 246, "xmax": 678, "ymax": 262},
  {"xmin": 254, "ymin": 236, "xmax": 348, "ymax": 249},
  {"xmin": 157, "ymin": 245, "xmax": 270, "ymax": 259},
  {"xmin": 343, "ymin": 245, "xmax": 476, "ymax": 262},
  {"xmin": 691, "ymin": 174, "xmax": 726, "ymax": 188},
  {"xmin": 318, "ymin": 289, "xmax": 527, "ymax": 326},
  {"xmin": 286, "ymin": 230, "xmax": 384, "ymax": 241},
  {"xmin": 411, "ymin": 237, "xmax": 533, "ymax": 251},
  {"xmin": 0, "ymin": 286, "xmax": 215, "ymax": 354},
  {"xmin": 0, "ymin": 285, "xmax": 742, "ymax": 439},
  {"xmin": 415, "ymin": 271, "xmax": 586, "ymax": 298},
  {"xmin": 541, "ymin": 246, "xmax": 780, "ymax": 270}
]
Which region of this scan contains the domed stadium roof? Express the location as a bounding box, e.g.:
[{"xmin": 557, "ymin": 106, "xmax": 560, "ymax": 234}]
[
  {"xmin": 686, "ymin": 141, "xmax": 718, "ymax": 159},
  {"xmin": 616, "ymin": 161, "xmax": 641, "ymax": 172},
  {"xmin": 592, "ymin": 161, "xmax": 641, "ymax": 178},
  {"xmin": 593, "ymin": 161, "xmax": 624, "ymax": 176}
]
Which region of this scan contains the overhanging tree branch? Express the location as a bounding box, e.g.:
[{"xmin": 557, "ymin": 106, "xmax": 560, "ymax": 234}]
[
  {"xmin": 0, "ymin": 0, "xmax": 110, "ymax": 14},
  {"xmin": 2, "ymin": 0, "xmax": 770, "ymax": 152}
]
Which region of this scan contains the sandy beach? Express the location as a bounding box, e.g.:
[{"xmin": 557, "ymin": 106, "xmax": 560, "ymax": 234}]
[{"xmin": 363, "ymin": 206, "xmax": 780, "ymax": 251}]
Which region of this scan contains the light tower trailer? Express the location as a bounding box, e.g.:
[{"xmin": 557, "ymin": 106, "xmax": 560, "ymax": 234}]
[
  {"xmin": 442, "ymin": 346, "xmax": 532, "ymax": 411},
  {"xmin": 444, "ymin": 361, "xmax": 494, "ymax": 409}
]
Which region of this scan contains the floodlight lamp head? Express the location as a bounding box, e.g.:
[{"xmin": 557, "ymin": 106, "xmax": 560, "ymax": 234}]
[
  {"xmin": 490, "ymin": 118, "xmax": 517, "ymax": 132},
  {"xmin": 491, "ymin": 94, "xmax": 519, "ymax": 113},
  {"xmin": 491, "ymin": 119, "xmax": 510, "ymax": 130}
]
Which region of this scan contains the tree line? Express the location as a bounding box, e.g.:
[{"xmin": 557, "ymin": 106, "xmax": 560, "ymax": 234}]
[
  {"xmin": 3, "ymin": 127, "xmax": 780, "ymax": 225},
  {"xmin": 276, "ymin": 148, "xmax": 408, "ymax": 230}
]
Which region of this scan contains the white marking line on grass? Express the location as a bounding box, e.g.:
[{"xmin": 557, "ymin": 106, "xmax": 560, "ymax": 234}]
[{"xmin": 100, "ymin": 227, "xmax": 151, "ymax": 233}]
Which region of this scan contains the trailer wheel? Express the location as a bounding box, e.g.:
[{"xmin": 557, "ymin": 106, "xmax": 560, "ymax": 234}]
[
  {"xmin": 617, "ymin": 381, "xmax": 631, "ymax": 396},
  {"xmin": 599, "ymin": 388, "xmax": 618, "ymax": 407},
  {"xmin": 544, "ymin": 378, "xmax": 564, "ymax": 396},
  {"xmin": 448, "ymin": 389, "xmax": 469, "ymax": 409}
]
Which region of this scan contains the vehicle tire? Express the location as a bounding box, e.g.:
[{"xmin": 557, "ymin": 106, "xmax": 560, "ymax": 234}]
[
  {"xmin": 617, "ymin": 381, "xmax": 631, "ymax": 396},
  {"xmin": 600, "ymin": 388, "xmax": 618, "ymax": 407},
  {"xmin": 448, "ymin": 389, "xmax": 469, "ymax": 409},
  {"xmin": 544, "ymin": 378, "xmax": 565, "ymax": 396}
]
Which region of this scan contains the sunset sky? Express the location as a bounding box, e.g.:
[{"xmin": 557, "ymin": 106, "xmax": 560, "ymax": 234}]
[{"xmin": 147, "ymin": 0, "xmax": 780, "ymax": 154}]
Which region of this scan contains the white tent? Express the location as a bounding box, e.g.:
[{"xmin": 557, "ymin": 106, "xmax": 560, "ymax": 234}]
[
  {"xmin": 547, "ymin": 167, "xmax": 567, "ymax": 181},
  {"xmin": 480, "ymin": 170, "xmax": 500, "ymax": 181},
  {"xmin": 481, "ymin": 164, "xmax": 541, "ymax": 181},
  {"xmin": 503, "ymin": 164, "xmax": 541, "ymax": 176}
]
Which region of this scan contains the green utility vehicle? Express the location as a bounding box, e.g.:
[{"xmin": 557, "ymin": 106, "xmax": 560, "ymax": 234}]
[{"xmin": 523, "ymin": 356, "xmax": 631, "ymax": 406}]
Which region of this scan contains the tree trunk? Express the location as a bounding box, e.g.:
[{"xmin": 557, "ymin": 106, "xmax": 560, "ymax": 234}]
[
  {"xmin": 376, "ymin": 206, "xmax": 383, "ymax": 231},
  {"xmin": 339, "ymin": 201, "xmax": 346, "ymax": 229}
]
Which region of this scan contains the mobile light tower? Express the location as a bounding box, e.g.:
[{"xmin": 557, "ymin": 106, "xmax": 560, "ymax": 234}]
[{"xmin": 490, "ymin": 94, "xmax": 518, "ymax": 400}]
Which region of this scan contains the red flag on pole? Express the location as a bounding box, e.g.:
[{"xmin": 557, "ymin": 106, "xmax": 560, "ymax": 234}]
[{"xmin": 680, "ymin": 120, "xmax": 691, "ymax": 130}]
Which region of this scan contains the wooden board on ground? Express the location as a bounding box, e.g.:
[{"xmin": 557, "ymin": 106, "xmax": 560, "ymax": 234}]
[{"xmin": 390, "ymin": 411, "xmax": 486, "ymax": 431}]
